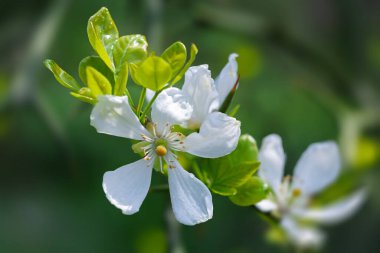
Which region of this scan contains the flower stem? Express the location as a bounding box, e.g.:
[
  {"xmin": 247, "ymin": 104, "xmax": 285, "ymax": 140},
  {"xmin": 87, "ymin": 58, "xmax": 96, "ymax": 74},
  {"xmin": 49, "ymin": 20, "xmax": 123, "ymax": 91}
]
[
  {"xmin": 124, "ymin": 88, "xmax": 137, "ymax": 113},
  {"xmin": 139, "ymin": 88, "xmax": 164, "ymax": 123},
  {"xmin": 136, "ymin": 87, "xmax": 146, "ymax": 117},
  {"xmin": 149, "ymin": 184, "xmax": 169, "ymax": 193},
  {"xmin": 165, "ymin": 206, "xmax": 186, "ymax": 253}
]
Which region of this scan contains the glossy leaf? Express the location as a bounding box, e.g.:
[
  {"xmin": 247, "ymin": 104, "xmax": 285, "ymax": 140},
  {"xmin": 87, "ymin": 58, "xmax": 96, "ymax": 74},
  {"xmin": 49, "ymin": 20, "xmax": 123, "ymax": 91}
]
[
  {"xmin": 112, "ymin": 35, "xmax": 148, "ymax": 70},
  {"xmin": 87, "ymin": 7, "xmax": 119, "ymax": 71},
  {"xmin": 171, "ymin": 43, "xmax": 198, "ymax": 85},
  {"xmin": 161, "ymin": 41, "xmax": 186, "ymax": 77},
  {"xmin": 70, "ymin": 87, "xmax": 96, "ymax": 104},
  {"xmin": 43, "ymin": 59, "xmax": 80, "ymax": 91},
  {"xmin": 229, "ymin": 176, "xmax": 268, "ymax": 206},
  {"xmin": 114, "ymin": 62, "xmax": 128, "ymax": 96},
  {"xmin": 195, "ymin": 134, "xmax": 260, "ymax": 196},
  {"xmin": 78, "ymin": 56, "xmax": 114, "ymax": 87},
  {"xmin": 133, "ymin": 56, "xmax": 172, "ymax": 91},
  {"xmin": 85, "ymin": 66, "xmax": 112, "ymax": 96}
]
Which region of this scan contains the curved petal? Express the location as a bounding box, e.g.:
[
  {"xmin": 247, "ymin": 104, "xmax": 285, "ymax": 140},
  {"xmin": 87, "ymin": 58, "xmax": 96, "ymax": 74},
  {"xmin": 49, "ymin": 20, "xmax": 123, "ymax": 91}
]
[
  {"xmin": 256, "ymin": 199, "xmax": 278, "ymax": 212},
  {"xmin": 294, "ymin": 189, "xmax": 367, "ymax": 225},
  {"xmin": 281, "ymin": 216, "xmax": 325, "ymax": 249},
  {"xmin": 151, "ymin": 87, "xmax": 193, "ymax": 131},
  {"xmin": 103, "ymin": 159, "xmax": 153, "ymax": 215},
  {"xmin": 167, "ymin": 159, "xmax": 213, "ymax": 225},
  {"xmin": 292, "ymin": 141, "xmax": 341, "ymax": 196},
  {"xmin": 184, "ymin": 112, "xmax": 241, "ymax": 158},
  {"xmin": 258, "ymin": 134, "xmax": 286, "ymax": 194},
  {"xmin": 90, "ymin": 95, "xmax": 151, "ymax": 140},
  {"xmin": 214, "ymin": 53, "xmax": 239, "ymax": 105},
  {"xmin": 182, "ymin": 65, "xmax": 220, "ymax": 128},
  {"xmin": 145, "ymin": 88, "xmax": 155, "ymax": 102}
]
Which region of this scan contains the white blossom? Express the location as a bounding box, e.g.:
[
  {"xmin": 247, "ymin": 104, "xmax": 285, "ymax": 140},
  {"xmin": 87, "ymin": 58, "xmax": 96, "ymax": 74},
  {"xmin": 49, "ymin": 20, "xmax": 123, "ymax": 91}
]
[
  {"xmin": 256, "ymin": 134, "xmax": 366, "ymax": 248},
  {"xmin": 90, "ymin": 95, "xmax": 240, "ymax": 225},
  {"xmin": 150, "ymin": 53, "xmax": 239, "ymax": 130}
]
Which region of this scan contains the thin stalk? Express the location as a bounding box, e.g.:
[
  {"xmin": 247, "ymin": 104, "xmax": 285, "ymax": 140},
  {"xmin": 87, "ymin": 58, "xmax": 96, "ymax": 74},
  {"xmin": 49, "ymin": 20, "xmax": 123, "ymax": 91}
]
[
  {"xmin": 166, "ymin": 206, "xmax": 186, "ymax": 253},
  {"xmin": 124, "ymin": 88, "xmax": 137, "ymax": 113},
  {"xmin": 149, "ymin": 184, "xmax": 169, "ymax": 193},
  {"xmin": 139, "ymin": 88, "xmax": 163, "ymax": 122},
  {"xmin": 136, "ymin": 87, "xmax": 146, "ymax": 116}
]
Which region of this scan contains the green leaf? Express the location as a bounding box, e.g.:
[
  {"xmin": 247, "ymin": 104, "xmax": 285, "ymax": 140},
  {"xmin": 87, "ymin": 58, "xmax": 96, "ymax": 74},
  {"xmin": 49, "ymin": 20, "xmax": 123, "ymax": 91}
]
[
  {"xmin": 171, "ymin": 43, "xmax": 198, "ymax": 85},
  {"xmin": 161, "ymin": 42, "xmax": 186, "ymax": 77},
  {"xmin": 195, "ymin": 134, "xmax": 260, "ymax": 196},
  {"xmin": 87, "ymin": 7, "xmax": 119, "ymax": 71},
  {"xmin": 43, "ymin": 59, "xmax": 80, "ymax": 91},
  {"xmin": 70, "ymin": 87, "xmax": 96, "ymax": 104},
  {"xmin": 78, "ymin": 56, "xmax": 114, "ymax": 87},
  {"xmin": 114, "ymin": 62, "xmax": 128, "ymax": 96},
  {"xmin": 229, "ymin": 176, "xmax": 268, "ymax": 206},
  {"xmin": 85, "ymin": 66, "xmax": 112, "ymax": 96},
  {"xmin": 133, "ymin": 56, "xmax": 172, "ymax": 91},
  {"xmin": 112, "ymin": 35, "xmax": 148, "ymax": 70}
]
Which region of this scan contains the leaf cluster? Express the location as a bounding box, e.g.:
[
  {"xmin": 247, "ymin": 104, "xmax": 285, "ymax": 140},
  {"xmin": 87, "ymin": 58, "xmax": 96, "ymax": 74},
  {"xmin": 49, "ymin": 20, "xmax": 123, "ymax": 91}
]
[{"xmin": 44, "ymin": 7, "xmax": 197, "ymax": 105}]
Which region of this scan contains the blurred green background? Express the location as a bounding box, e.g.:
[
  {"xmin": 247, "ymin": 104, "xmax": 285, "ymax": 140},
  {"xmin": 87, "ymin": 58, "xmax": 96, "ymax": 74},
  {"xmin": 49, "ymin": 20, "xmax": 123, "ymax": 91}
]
[{"xmin": 1, "ymin": 0, "xmax": 380, "ymax": 252}]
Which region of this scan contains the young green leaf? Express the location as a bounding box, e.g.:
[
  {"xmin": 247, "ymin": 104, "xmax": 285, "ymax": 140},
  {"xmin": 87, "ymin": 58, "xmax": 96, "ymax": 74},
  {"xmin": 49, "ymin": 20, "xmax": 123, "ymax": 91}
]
[
  {"xmin": 43, "ymin": 59, "xmax": 80, "ymax": 91},
  {"xmin": 133, "ymin": 56, "xmax": 172, "ymax": 91},
  {"xmin": 85, "ymin": 66, "xmax": 112, "ymax": 96},
  {"xmin": 195, "ymin": 134, "xmax": 260, "ymax": 196},
  {"xmin": 114, "ymin": 62, "xmax": 128, "ymax": 96},
  {"xmin": 161, "ymin": 42, "xmax": 186, "ymax": 77},
  {"xmin": 78, "ymin": 56, "xmax": 114, "ymax": 87},
  {"xmin": 70, "ymin": 87, "xmax": 96, "ymax": 104},
  {"xmin": 87, "ymin": 7, "xmax": 119, "ymax": 71},
  {"xmin": 171, "ymin": 43, "xmax": 198, "ymax": 85},
  {"xmin": 112, "ymin": 35, "xmax": 148, "ymax": 70},
  {"xmin": 229, "ymin": 176, "xmax": 268, "ymax": 206}
]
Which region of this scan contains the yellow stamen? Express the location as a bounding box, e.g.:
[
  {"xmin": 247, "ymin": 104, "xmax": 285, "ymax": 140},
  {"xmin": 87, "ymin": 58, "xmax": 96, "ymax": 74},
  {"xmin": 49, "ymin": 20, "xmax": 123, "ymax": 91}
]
[
  {"xmin": 292, "ymin": 188, "xmax": 302, "ymax": 198},
  {"xmin": 155, "ymin": 145, "xmax": 167, "ymax": 156}
]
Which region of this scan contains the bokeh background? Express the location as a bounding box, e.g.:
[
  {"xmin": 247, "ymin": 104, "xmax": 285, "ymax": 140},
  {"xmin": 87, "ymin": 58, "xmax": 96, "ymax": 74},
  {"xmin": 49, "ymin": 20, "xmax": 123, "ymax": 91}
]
[{"xmin": 1, "ymin": 0, "xmax": 380, "ymax": 252}]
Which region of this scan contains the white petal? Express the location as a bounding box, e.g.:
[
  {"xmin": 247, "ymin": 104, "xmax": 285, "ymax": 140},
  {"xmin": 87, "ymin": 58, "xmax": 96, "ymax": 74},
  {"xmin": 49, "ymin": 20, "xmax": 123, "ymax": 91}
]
[
  {"xmin": 182, "ymin": 65, "xmax": 220, "ymax": 128},
  {"xmin": 294, "ymin": 189, "xmax": 366, "ymax": 225},
  {"xmin": 145, "ymin": 88, "xmax": 155, "ymax": 103},
  {"xmin": 151, "ymin": 87, "xmax": 193, "ymax": 131},
  {"xmin": 90, "ymin": 95, "xmax": 151, "ymax": 140},
  {"xmin": 292, "ymin": 141, "xmax": 341, "ymax": 196},
  {"xmin": 103, "ymin": 159, "xmax": 153, "ymax": 215},
  {"xmin": 256, "ymin": 199, "xmax": 278, "ymax": 212},
  {"xmin": 281, "ymin": 216, "xmax": 325, "ymax": 249},
  {"xmin": 258, "ymin": 134, "xmax": 286, "ymax": 194},
  {"xmin": 214, "ymin": 53, "xmax": 239, "ymax": 105},
  {"xmin": 167, "ymin": 159, "xmax": 213, "ymax": 225},
  {"xmin": 184, "ymin": 112, "xmax": 241, "ymax": 158}
]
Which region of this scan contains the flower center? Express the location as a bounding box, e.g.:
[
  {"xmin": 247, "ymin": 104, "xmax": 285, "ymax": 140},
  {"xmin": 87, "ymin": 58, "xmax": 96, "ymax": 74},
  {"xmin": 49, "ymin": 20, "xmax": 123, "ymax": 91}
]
[
  {"xmin": 292, "ymin": 188, "xmax": 302, "ymax": 198},
  {"xmin": 155, "ymin": 145, "xmax": 167, "ymax": 156}
]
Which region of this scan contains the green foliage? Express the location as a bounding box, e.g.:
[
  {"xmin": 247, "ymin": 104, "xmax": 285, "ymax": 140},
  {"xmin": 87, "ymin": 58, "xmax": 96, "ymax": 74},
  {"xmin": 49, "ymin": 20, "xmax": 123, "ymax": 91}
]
[
  {"xmin": 171, "ymin": 44, "xmax": 198, "ymax": 85},
  {"xmin": 70, "ymin": 87, "xmax": 96, "ymax": 104},
  {"xmin": 161, "ymin": 42, "xmax": 187, "ymax": 77},
  {"xmin": 194, "ymin": 134, "xmax": 260, "ymax": 196},
  {"xmin": 87, "ymin": 7, "xmax": 119, "ymax": 71},
  {"xmin": 79, "ymin": 56, "xmax": 113, "ymax": 96},
  {"xmin": 43, "ymin": 59, "xmax": 80, "ymax": 91},
  {"xmin": 229, "ymin": 176, "xmax": 268, "ymax": 206},
  {"xmin": 133, "ymin": 56, "xmax": 172, "ymax": 91},
  {"xmin": 112, "ymin": 35, "xmax": 148, "ymax": 68},
  {"xmin": 45, "ymin": 7, "xmax": 197, "ymax": 106}
]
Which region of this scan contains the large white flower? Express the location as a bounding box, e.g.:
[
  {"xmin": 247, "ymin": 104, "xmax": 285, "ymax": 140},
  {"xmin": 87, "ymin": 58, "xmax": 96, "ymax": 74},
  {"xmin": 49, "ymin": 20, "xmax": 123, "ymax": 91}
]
[
  {"xmin": 150, "ymin": 53, "xmax": 239, "ymax": 130},
  {"xmin": 90, "ymin": 95, "xmax": 241, "ymax": 225},
  {"xmin": 256, "ymin": 134, "xmax": 366, "ymax": 248}
]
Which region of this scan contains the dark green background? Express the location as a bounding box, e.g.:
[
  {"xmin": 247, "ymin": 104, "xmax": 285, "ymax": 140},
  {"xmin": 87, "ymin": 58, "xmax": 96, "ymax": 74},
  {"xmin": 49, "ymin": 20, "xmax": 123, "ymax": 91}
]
[{"xmin": 1, "ymin": 0, "xmax": 380, "ymax": 252}]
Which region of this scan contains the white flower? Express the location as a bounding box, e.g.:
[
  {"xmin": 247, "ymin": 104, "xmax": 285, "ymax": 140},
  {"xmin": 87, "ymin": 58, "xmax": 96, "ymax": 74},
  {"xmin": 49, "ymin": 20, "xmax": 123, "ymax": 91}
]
[
  {"xmin": 150, "ymin": 53, "xmax": 239, "ymax": 130},
  {"xmin": 90, "ymin": 95, "xmax": 241, "ymax": 225},
  {"xmin": 256, "ymin": 134, "xmax": 366, "ymax": 248}
]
